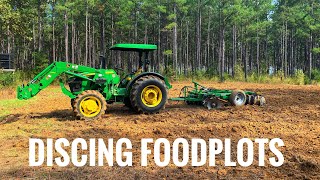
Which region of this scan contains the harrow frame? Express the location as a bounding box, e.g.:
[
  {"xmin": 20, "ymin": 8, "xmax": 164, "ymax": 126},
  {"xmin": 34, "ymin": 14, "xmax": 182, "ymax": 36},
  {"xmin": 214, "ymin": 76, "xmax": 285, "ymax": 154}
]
[{"xmin": 169, "ymin": 81, "xmax": 266, "ymax": 109}]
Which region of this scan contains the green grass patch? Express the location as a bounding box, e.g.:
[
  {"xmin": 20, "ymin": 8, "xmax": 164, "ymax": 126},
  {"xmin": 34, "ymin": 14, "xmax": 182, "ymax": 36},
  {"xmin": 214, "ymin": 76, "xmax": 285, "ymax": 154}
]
[
  {"xmin": 0, "ymin": 110, "xmax": 11, "ymax": 119},
  {"xmin": 0, "ymin": 98, "xmax": 37, "ymax": 119},
  {"xmin": 45, "ymin": 87, "xmax": 61, "ymax": 93},
  {"xmin": 0, "ymin": 99, "xmax": 32, "ymax": 109},
  {"xmin": 0, "ymin": 120, "xmax": 58, "ymax": 140},
  {"xmin": 0, "ymin": 129, "xmax": 30, "ymax": 139}
]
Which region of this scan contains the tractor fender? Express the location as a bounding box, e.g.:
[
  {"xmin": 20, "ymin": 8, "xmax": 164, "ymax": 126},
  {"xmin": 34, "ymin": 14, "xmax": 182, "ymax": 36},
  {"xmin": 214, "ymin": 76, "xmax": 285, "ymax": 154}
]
[{"xmin": 126, "ymin": 72, "xmax": 172, "ymax": 91}]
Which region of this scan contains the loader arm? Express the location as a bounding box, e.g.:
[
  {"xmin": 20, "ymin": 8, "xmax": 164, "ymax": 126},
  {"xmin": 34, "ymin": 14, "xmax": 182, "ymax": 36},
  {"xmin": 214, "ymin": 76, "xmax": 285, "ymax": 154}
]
[{"xmin": 17, "ymin": 62, "xmax": 100, "ymax": 100}]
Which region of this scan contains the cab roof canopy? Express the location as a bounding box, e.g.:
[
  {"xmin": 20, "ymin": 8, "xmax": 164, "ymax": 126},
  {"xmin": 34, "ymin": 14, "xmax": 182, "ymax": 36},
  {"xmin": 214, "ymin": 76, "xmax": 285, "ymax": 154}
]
[{"xmin": 110, "ymin": 44, "xmax": 157, "ymax": 52}]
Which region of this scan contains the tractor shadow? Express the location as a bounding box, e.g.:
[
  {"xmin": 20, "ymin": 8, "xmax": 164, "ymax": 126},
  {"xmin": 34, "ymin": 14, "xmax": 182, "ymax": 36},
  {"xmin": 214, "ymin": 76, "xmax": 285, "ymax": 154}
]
[
  {"xmin": 1, "ymin": 101, "xmax": 235, "ymax": 123},
  {"xmin": 106, "ymin": 104, "xmax": 138, "ymax": 116},
  {"xmin": 38, "ymin": 109, "xmax": 76, "ymax": 121},
  {"xmin": 38, "ymin": 105, "xmax": 138, "ymax": 121}
]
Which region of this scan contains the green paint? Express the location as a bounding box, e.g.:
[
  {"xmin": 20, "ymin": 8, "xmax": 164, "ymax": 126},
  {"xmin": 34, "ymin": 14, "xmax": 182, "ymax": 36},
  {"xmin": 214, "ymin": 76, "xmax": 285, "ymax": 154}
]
[
  {"xmin": 110, "ymin": 44, "xmax": 157, "ymax": 51},
  {"xmin": 169, "ymin": 81, "xmax": 256, "ymax": 103}
]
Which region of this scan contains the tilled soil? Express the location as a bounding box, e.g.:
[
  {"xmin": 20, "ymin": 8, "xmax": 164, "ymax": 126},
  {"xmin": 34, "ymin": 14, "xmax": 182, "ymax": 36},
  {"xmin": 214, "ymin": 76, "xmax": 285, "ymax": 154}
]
[{"xmin": 0, "ymin": 81, "xmax": 319, "ymax": 179}]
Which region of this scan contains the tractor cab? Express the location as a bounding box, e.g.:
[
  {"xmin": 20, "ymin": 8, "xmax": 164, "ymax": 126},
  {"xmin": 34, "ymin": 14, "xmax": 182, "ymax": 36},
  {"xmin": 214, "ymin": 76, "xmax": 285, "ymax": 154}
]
[
  {"xmin": 108, "ymin": 43, "xmax": 170, "ymax": 112},
  {"xmin": 109, "ymin": 44, "xmax": 157, "ymax": 88},
  {"xmin": 109, "ymin": 43, "xmax": 157, "ymax": 72}
]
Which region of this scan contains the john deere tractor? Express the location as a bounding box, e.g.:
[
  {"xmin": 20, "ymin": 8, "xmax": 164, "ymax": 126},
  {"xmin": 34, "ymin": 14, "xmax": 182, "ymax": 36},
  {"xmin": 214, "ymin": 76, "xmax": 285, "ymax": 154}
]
[{"xmin": 17, "ymin": 44, "xmax": 172, "ymax": 120}]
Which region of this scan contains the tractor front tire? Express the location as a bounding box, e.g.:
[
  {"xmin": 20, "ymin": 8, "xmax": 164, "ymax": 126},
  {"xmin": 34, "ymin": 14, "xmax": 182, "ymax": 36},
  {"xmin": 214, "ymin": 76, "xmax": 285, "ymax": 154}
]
[
  {"xmin": 130, "ymin": 76, "xmax": 167, "ymax": 114},
  {"xmin": 73, "ymin": 90, "xmax": 107, "ymax": 120}
]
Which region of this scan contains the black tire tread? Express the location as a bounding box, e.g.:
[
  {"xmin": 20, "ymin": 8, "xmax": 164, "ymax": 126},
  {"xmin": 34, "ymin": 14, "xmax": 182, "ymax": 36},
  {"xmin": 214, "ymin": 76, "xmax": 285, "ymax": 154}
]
[
  {"xmin": 72, "ymin": 90, "xmax": 107, "ymax": 120},
  {"xmin": 123, "ymin": 97, "xmax": 133, "ymax": 109},
  {"xmin": 130, "ymin": 75, "xmax": 167, "ymax": 114}
]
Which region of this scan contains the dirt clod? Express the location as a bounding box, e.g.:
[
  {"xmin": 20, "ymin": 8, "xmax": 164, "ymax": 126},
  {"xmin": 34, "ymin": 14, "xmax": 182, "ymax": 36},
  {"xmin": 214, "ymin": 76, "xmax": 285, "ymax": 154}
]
[{"xmin": 300, "ymin": 160, "xmax": 319, "ymax": 172}]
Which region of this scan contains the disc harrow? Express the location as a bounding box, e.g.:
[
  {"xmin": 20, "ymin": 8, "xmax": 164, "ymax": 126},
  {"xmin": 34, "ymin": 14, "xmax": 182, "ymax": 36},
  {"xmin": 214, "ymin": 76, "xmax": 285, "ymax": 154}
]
[{"xmin": 170, "ymin": 81, "xmax": 266, "ymax": 109}]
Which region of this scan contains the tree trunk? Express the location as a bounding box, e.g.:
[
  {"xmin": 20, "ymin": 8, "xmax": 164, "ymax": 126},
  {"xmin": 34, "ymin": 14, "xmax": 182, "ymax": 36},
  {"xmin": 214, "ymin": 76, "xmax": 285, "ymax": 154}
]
[
  {"xmin": 144, "ymin": 25, "xmax": 148, "ymax": 44},
  {"xmin": 38, "ymin": 0, "xmax": 43, "ymax": 52},
  {"xmin": 71, "ymin": 17, "xmax": 75, "ymax": 64},
  {"xmin": 157, "ymin": 0, "xmax": 161, "ymax": 72},
  {"xmin": 309, "ymin": 31, "xmax": 313, "ymax": 79},
  {"xmin": 256, "ymin": 30, "xmax": 260, "ymax": 76},
  {"xmin": 173, "ymin": 3, "xmax": 178, "ymax": 76},
  {"xmin": 284, "ymin": 21, "xmax": 288, "ymax": 77},
  {"xmin": 88, "ymin": 18, "xmax": 91, "ymax": 66},
  {"xmin": 33, "ymin": 23, "xmax": 36, "ymax": 52},
  {"xmin": 219, "ymin": 25, "xmax": 225, "ymax": 82},
  {"xmin": 7, "ymin": 26, "xmax": 10, "ymax": 53},
  {"xmin": 196, "ymin": 0, "xmax": 201, "ymax": 71},
  {"xmin": 186, "ymin": 20, "xmax": 189, "ymax": 75},
  {"xmin": 77, "ymin": 30, "xmax": 81, "ymax": 63},
  {"xmin": 179, "ymin": 20, "xmax": 183, "ymax": 74},
  {"xmin": 232, "ymin": 25, "xmax": 237, "ymax": 77},
  {"xmin": 134, "ymin": 7, "xmax": 138, "ymax": 43},
  {"xmin": 92, "ymin": 24, "xmax": 95, "ymax": 68},
  {"xmin": 99, "ymin": 9, "xmax": 105, "ymax": 68},
  {"xmin": 85, "ymin": 0, "xmax": 88, "ymax": 66},
  {"xmin": 206, "ymin": 9, "xmax": 211, "ymax": 73},
  {"xmin": 64, "ymin": 8, "xmax": 68, "ymax": 62},
  {"xmin": 52, "ymin": 0, "xmax": 55, "ymax": 62},
  {"xmin": 244, "ymin": 43, "xmax": 248, "ymax": 81},
  {"xmin": 265, "ymin": 28, "xmax": 268, "ymax": 74},
  {"xmin": 100, "ymin": 10, "xmax": 105, "ymax": 58},
  {"xmin": 110, "ymin": 14, "xmax": 114, "ymax": 68}
]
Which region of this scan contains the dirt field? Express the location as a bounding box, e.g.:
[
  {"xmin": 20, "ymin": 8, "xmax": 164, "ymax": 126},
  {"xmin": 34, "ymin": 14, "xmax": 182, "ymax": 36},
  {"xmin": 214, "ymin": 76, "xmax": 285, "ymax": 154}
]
[{"xmin": 0, "ymin": 81, "xmax": 319, "ymax": 179}]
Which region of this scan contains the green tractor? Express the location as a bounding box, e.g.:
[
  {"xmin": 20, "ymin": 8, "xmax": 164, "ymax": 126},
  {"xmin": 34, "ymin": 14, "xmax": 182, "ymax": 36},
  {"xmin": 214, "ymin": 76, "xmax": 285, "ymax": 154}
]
[{"xmin": 17, "ymin": 44, "xmax": 172, "ymax": 120}]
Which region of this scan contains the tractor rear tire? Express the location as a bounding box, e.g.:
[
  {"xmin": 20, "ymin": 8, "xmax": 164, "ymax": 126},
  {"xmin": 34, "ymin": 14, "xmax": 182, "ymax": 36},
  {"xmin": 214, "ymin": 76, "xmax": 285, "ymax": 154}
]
[
  {"xmin": 130, "ymin": 75, "xmax": 167, "ymax": 114},
  {"xmin": 73, "ymin": 90, "xmax": 107, "ymax": 120},
  {"xmin": 229, "ymin": 90, "xmax": 246, "ymax": 106}
]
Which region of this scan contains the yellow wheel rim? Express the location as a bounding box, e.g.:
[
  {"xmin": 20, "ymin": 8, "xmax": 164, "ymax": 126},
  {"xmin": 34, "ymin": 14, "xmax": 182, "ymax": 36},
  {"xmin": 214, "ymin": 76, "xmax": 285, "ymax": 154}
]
[
  {"xmin": 141, "ymin": 85, "xmax": 163, "ymax": 107},
  {"xmin": 79, "ymin": 96, "xmax": 102, "ymax": 117}
]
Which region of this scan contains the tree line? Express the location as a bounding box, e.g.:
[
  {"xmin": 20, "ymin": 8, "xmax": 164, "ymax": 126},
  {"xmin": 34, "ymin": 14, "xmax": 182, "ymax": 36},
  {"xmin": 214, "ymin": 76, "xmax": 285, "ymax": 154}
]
[{"xmin": 0, "ymin": 0, "xmax": 320, "ymax": 81}]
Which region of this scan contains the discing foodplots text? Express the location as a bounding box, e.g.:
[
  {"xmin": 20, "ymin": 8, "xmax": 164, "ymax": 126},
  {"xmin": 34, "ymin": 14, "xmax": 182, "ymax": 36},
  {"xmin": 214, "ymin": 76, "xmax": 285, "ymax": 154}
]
[{"xmin": 29, "ymin": 138, "xmax": 284, "ymax": 167}]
